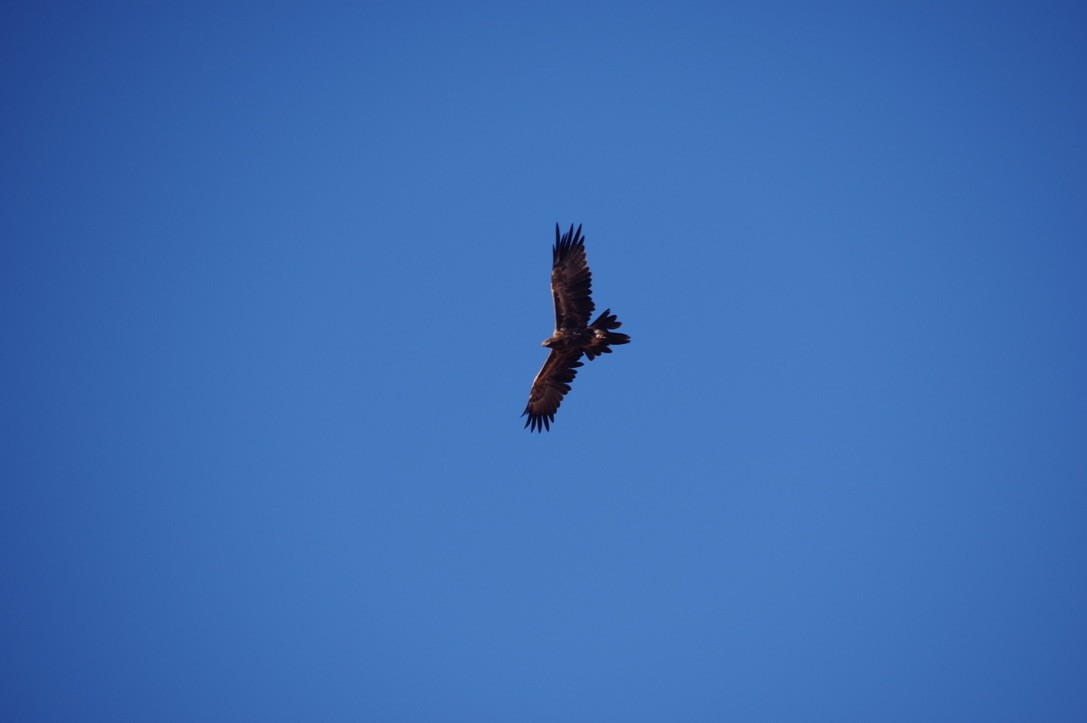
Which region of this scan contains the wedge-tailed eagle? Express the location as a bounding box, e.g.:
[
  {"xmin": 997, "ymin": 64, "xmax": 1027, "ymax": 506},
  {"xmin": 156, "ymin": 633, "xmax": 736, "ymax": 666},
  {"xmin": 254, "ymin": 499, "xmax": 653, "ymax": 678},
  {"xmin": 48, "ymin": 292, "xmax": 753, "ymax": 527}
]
[{"xmin": 522, "ymin": 224, "xmax": 630, "ymax": 432}]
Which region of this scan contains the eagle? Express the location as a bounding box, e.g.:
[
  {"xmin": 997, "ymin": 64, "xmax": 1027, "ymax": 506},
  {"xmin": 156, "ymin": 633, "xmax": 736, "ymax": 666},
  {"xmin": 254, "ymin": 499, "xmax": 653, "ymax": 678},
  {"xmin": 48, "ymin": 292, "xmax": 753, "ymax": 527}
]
[{"xmin": 522, "ymin": 223, "xmax": 630, "ymax": 432}]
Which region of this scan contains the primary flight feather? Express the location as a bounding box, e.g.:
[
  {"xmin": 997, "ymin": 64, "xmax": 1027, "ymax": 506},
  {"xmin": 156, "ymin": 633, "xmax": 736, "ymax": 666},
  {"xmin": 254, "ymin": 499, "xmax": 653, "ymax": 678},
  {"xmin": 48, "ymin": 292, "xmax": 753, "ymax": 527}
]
[{"xmin": 522, "ymin": 224, "xmax": 630, "ymax": 432}]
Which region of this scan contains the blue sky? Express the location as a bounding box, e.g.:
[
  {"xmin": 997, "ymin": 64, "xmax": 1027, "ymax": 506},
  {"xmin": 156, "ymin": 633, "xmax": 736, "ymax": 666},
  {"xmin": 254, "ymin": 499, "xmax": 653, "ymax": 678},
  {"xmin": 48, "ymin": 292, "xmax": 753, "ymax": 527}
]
[{"xmin": 2, "ymin": 2, "xmax": 1086, "ymax": 720}]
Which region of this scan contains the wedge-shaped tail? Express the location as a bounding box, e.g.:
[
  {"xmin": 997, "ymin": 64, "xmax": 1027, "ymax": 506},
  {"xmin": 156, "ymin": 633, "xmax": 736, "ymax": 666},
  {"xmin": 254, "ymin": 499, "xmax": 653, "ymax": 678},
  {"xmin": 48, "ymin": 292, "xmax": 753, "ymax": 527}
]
[{"xmin": 584, "ymin": 308, "xmax": 630, "ymax": 360}]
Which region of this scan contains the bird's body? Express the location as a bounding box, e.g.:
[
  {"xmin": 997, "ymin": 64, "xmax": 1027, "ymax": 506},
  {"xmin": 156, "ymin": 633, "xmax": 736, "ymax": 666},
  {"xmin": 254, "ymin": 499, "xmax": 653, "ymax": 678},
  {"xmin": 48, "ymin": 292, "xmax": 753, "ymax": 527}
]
[
  {"xmin": 543, "ymin": 327, "xmax": 595, "ymax": 350},
  {"xmin": 522, "ymin": 224, "xmax": 629, "ymax": 432}
]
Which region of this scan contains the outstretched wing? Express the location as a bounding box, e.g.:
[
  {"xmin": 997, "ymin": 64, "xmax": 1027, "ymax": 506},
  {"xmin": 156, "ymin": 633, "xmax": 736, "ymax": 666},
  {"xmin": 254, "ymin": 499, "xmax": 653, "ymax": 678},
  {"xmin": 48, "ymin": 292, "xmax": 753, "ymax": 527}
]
[
  {"xmin": 522, "ymin": 349, "xmax": 584, "ymax": 432},
  {"xmin": 551, "ymin": 223, "xmax": 594, "ymax": 330}
]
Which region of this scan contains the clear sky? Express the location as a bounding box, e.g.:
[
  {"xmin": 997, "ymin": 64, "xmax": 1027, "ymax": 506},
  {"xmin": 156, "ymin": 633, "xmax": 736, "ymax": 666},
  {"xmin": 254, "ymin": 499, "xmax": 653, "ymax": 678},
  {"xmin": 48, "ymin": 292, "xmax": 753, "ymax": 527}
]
[{"xmin": 3, "ymin": 2, "xmax": 1086, "ymax": 721}]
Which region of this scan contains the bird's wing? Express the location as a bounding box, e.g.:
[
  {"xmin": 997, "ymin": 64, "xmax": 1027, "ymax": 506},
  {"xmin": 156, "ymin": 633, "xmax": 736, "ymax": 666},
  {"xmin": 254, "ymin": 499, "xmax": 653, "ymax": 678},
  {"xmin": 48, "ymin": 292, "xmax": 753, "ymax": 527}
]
[
  {"xmin": 522, "ymin": 348, "xmax": 584, "ymax": 432},
  {"xmin": 551, "ymin": 223, "xmax": 594, "ymax": 330}
]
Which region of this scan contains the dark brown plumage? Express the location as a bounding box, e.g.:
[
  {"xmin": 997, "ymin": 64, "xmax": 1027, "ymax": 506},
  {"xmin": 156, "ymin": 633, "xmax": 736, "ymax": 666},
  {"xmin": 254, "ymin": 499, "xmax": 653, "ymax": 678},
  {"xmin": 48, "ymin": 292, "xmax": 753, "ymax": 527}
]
[{"xmin": 522, "ymin": 224, "xmax": 630, "ymax": 432}]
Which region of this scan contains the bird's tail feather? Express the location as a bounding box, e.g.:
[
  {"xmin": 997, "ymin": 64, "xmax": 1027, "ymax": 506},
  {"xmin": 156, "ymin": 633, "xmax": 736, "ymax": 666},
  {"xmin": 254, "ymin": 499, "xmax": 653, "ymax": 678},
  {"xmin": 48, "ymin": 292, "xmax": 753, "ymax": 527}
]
[{"xmin": 585, "ymin": 309, "xmax": 630, "ymax": 359}]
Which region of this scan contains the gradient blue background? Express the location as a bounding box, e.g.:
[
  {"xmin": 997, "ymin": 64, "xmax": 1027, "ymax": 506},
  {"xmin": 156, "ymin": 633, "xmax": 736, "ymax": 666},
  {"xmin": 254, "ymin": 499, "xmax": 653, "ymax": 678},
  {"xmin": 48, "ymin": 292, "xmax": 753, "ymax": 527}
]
[{"xmin": 3, "ymin": 2, "xmax": 1086, "ymax": 720}]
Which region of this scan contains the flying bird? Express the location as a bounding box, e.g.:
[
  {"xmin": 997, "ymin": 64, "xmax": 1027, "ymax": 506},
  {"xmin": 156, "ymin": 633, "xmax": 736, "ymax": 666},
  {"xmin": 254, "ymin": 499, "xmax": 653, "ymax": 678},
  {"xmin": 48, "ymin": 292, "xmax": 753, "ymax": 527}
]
[{"xmin": 522, "ymin": 223, "xmax": 630, "ymax": 432}]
